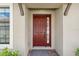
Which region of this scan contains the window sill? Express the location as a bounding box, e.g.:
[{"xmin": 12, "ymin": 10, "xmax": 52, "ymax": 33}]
[{"xmin": 0, "ymin": 44, "xmax": 13, "ymax": 49}]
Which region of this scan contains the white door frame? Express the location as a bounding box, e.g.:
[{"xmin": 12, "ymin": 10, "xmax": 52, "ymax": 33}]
[{"xmin": 30, "ymin": 10, "xmax": 55, "ymax": 49}]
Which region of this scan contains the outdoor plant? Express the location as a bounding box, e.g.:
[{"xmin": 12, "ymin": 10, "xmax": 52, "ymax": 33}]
[
  {"xmin": 75, "ymin": 48, "xmax": 79, "ymax": 56},
  {"xmin": 0, "ymin": 48, "xmax": 20, "ymax": 56}
]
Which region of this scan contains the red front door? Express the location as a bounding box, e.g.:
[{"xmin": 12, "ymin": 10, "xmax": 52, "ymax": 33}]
[{"xmin": 33, "ymin": 14, "xmax": 51, "ymax": 47}]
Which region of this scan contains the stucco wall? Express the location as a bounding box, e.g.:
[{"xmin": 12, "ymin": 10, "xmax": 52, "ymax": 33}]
[
  {"xmin": 25, "ymin": 6, "xmax": 29, "ymax": 55},
  {"xmin": 55, "ymin": 6, "xmax": 63, "ymax": 56},
  {"xmin": 63, "ymin": 4, "xmax": 79, "ymax": 56},
  {"xmin": 13, "ymin": 3, "xmax": 28, "ymax": 55}
]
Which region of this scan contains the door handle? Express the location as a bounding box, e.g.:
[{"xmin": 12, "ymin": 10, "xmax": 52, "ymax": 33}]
[
  {"xmin": 47, "ymin": 30, "xmax": 49, "ymax": 44},
  {"xmin": 44, "ymin": 32, "xmax": 49, "ymax": 44}
]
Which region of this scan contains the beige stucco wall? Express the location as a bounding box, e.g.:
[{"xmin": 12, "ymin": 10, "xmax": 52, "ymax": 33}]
[
  {"xmin": 63, "ymin": 4, "xmax": 79, "ymax": 56},
  {"xmin": 25, "ymin": 6, "xmax": 29, "ymax": 55},
  {"xmin": 55, "ymin": 6, "xmax": 63, "ymax": 56},
  {"xmin": 13, "ymin": 3, "xmax": 28, "ymax": 55}
]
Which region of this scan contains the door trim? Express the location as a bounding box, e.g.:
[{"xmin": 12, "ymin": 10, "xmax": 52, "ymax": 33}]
[{"xmin": 30, "ymin": 10, "xmax": 55, "ymax": 49}]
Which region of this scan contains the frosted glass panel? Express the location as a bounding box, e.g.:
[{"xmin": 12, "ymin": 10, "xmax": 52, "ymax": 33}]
[{"xmin": 46, "ymin": 17, "xmax": 49, "ymax": 43}]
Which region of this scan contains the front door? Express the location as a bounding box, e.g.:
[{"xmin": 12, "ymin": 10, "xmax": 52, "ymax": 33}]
[{"xmin": 33, "ymin": 14, "xmax": 51, "ymax": 47}]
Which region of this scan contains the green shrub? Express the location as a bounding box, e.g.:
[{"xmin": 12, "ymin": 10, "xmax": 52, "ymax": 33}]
[
  {"xmin": 0, "ymin": 48, "xmax": 20, "ymax": 56},
  {"xmin": 75, "ymin": 48, "xmax": 79, "ymax": 56}
]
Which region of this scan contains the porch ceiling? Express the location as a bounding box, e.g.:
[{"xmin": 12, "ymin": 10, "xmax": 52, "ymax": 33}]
[{"xmin": 25, "ymin": 3, "xmax": 63, "ymax": 8}]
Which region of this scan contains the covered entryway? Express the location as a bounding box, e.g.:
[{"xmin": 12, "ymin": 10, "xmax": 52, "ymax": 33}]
[
  {"xmin": 23, "ymin": 3, "xmax": 63, "ymax": 56},
  {"xmin": 14, "ymin": 3, "xmax": 64, "ymax": 56},
  {"xmin": 24, "ymin": 3, "xmax": 63, "ymax": 56}
]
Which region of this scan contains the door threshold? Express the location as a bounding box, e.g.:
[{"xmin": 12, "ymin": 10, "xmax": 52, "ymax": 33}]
[
  {"xmin": 33, "ymin": 46, "xmax": 51, "ymax": 47},
  {"xmin": 32, "ymin": 46, "xmax": 52, "ymax": 49}
]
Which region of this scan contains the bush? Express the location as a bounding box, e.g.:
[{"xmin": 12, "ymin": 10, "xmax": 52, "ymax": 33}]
[
  {"xmin": 75, "ymin": 48, "xmax": 79, "ymax": 56},
  {"xmin": 0, "ymin": 48, "xmax": 20, "ymax": 56}
]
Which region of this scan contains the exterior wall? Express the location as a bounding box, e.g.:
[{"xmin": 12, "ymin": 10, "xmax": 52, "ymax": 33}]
[
  {"xmin": 25, "ymin": 6, "xmax": 29, "ymax": 55},
  {"xmin": 28, "ymin": 10, "xmax": 31, "ymax": 50},
  {"xmin": 63, "ymin": 4, "xmax": 79, "ymax": 56},
  {"xmin": 13, "ymin": 3, "xmax": 28, "ymax": 55},
  {"xmin": 55, "ymin": 6, "xmax": 63, "ymax": 56},
  {"xmin": 28, "ymin": 10, "xmax": 55, "ymax": 49},
  {"xmin": 2, "ymin": 3, "xmax": 79, "ymax": 56}
]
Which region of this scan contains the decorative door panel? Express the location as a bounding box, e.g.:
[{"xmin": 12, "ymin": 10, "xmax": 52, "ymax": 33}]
[{"xmin": 33, "ymin": 14, "xmax": 51, "ymax": 46}]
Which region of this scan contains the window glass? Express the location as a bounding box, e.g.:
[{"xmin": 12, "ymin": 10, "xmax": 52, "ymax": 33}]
[{"xmin": 0, "ymin": 7, "xmax": 10, "ymax": 44}]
